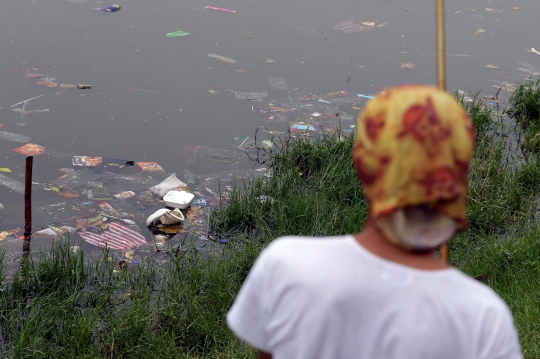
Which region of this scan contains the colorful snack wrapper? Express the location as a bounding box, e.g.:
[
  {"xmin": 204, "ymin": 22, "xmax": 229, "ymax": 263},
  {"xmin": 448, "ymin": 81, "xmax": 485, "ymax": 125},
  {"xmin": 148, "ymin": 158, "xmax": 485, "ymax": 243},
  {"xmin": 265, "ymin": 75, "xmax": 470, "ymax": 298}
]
[
  {"xmin": 73, "ymin": 156, "xmax": 103, "ymax": 167},
  {"xmin": 136, "ymin": 162, "xmax": 165, "ymax": 173},
  {"xmin": 13, "ymin": 143, "xmax": 46, "ymax": 156}
]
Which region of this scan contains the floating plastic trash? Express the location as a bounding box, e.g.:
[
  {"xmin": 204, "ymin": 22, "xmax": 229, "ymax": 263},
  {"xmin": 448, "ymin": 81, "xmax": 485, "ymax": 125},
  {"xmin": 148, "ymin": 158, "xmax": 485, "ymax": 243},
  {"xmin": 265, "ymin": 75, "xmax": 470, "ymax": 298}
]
[
  {"xmin": 355, "ymin": 94, "xmax": 375, "ymax": 99},
  {"xmin": 267, "ymin": 77, "xmax": 289, "ymax": 90},
  {"xmin": 72, "ymin": 156, "xmax": 102, "ymax": 167},
  {"xmin": 154, "ymin": 234, "xmax": 168, "ymax": 250},
  {"xmin": 167, "ymin": 30, "xmax": 190, "ymax": 37},
  {"xmin": 332, "ymin": 20, "xmax": 376, "ymax": 33},
  {"xmin": 88, "ymin": 187, "xmax": 113, "ymax": 201},
  {"xmin": 0, "ymin": 131, "xmax": 31, "ymax": 143},
  {"xmin": 208, "ymin": 53, "xmax": 237, "ymax": 64},
  {"xmin": 35, "ymin": 228, "xmax": 58, "ymax": 237},
  {"xmin": 290, "ymin": 123, "xmax": 316, "ymax": 131},
  {"xmin": 79, "ymin": 222, "xmax": 146, "ymax": 251},
  {"xmin": 194, "ymin": 198, "xmax": 207, "ymax": 206},
  {"xmin": 13, "ymin": 143, "xmax": 46, "ymax": 156},
  {"xmin": 95, "ymin": 4, "xmax": 121, "ymax": 12},
  {"xmin": 12, "ymin": 108, "xmax": 49, "ymax": 115},
  {"xmin": 234, "ymin": 91, "xmax": 268, "ymax": 101},
  {"xmin": 204, "ymin": 5, "xmax": 236, "ymax": 13},
  {"xmin": 146, "ymin": 208, "xmax": 185, "ymax": 226},
  {"xmin": 114, "ymin": 191, "xmax": 135, "ymax": 199},
  {"xmin": 0, "ymin": 173, "xmax": 25, "ymax": 194},
  {"xmin": 163, "ymin": 190, "xmax": 195, "ymax": 209},
  {"xmin": 135, "ymin": 161, "xmax": 164, "ymax": 173},
  {"xmin": 98, "ymin": 202, "xmax": 121, "ymax": 218},
  {"xmin": 150, "ymin": 174, "xmax": 189, "ymax": 198},
  {"xmin": 36, "ymin": 81, "xmax": 58, "ymax": 88},
  {"xmin": 400, "ymin": 63, "xmax": 415, "ymax": 70}
]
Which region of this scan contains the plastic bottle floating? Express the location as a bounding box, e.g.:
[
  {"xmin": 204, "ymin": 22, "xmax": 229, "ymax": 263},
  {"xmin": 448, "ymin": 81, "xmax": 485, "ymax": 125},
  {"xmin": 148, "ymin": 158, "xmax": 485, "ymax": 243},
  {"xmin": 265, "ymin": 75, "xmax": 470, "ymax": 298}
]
[{"xmin": 93, "ymin": 4, "xmax": 121, "ymax": 12}]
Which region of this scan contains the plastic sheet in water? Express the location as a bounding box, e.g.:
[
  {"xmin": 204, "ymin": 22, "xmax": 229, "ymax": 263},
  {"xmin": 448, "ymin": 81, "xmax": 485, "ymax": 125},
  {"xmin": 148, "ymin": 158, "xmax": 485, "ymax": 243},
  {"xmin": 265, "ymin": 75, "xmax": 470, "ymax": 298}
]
[
  {"xmin": 0, "ymin": 131, "xmax": 31, "ymax": 143},
  {"xmin": 234, "ymin": 91, "xmax": 268, "ymax": 101},
  {"xmin": 52, "ymin": 168, "xmax": 104, "ymax": 188},
  {"xmin": 267, "ymin": 77, "xmax": 289, "ymax": 90},
  {"xmin": 150, "ymin": 174, "xmax": 188, "ymax": 198},
  {"xmin": 100, "ymin": 171, "xmax": 153, "ymax": 185},
  {"xmin": 0, "ymin": 173, "xmax": 25, "ymax": 194}
]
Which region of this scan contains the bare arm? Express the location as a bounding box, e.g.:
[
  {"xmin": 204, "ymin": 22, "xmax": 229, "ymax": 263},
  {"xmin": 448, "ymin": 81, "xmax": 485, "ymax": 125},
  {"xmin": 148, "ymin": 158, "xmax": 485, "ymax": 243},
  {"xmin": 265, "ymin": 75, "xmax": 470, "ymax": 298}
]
[{"xmin": 258, "ymin": 350, "xmax": 272, "ymax": 359}]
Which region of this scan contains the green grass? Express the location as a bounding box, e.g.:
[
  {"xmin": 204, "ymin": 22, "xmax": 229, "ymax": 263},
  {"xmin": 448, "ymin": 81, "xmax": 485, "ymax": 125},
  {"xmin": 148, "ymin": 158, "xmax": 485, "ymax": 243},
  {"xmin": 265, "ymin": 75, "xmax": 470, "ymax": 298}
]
[
  {"xmin": 211, "ymin": 132, "xmax": 367, "ymax": 241},
  {"xmin": 1, "ymin": 86, "xmax": 540, "ymax": 357},
  {"xmin": 507, "ymin": 76, "xmax": 540, "ymax": 129},
  {"xmin": 450, "ymin": 229, "xmax": 540, "ymax": 356},
  {"xmin": 0, "ymin": 242, "xmax": 257, "ymax": 358},
  {"xmin": 507, "ymin": 76, "xmax": 540, "ymax": 156}
]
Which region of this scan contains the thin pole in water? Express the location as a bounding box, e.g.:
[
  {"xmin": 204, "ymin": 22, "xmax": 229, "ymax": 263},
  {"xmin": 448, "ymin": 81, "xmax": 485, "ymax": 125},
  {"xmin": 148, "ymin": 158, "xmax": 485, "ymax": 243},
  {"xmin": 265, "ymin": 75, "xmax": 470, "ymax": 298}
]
[
  {"xmin": 10, "ymin": 94, "xmax": 43, "ymax": 108},
  {"xmin": 436, "ymin": 0, "xmax": 449, "ymax": 263},
  {"xmin": 20, "ymin": 101, "xmax": 27, "ymax": 120},
  {"xmin": 23, "ymin": 156, "xmax": 33, "ymax": 253}
]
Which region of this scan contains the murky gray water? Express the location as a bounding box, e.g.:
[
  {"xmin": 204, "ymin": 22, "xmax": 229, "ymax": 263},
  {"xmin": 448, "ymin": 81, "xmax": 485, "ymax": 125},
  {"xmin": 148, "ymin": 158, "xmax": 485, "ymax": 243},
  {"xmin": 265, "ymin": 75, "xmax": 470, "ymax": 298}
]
[{"xmin": 0, "ymin": 0, "xmax": 539, "ymax": 258}]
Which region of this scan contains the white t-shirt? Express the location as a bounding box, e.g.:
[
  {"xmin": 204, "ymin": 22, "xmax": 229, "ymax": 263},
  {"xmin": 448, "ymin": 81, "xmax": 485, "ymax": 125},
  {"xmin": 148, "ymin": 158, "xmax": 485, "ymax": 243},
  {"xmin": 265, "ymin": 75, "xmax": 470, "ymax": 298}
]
[{"xmin": 227, "ymin": 235, "xmax": 522, "ymax": 359}]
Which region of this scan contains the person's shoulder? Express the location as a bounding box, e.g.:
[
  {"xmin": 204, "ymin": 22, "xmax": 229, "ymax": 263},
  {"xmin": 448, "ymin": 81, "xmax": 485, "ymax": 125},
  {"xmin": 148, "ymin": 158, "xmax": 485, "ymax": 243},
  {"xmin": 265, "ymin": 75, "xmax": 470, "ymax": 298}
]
[{"xmin": 445, "ymin": 269, "xmax": 510, "ymax": 309}]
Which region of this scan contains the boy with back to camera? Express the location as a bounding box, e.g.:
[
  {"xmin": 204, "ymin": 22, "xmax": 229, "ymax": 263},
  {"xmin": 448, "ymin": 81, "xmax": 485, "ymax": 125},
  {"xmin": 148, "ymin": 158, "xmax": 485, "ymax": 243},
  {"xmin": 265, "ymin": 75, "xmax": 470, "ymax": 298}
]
[{"xmin": 227, "ymin": 85, "xmax": 522, "ymax": 359}]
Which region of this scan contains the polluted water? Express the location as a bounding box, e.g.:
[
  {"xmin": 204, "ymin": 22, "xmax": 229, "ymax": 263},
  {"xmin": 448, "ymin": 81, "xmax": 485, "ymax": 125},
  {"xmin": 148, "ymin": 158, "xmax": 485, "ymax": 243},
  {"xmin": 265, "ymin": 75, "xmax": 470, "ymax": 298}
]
[{"xmin": 1, "ymin": 0, "xmax": 539, "ymax": 263}]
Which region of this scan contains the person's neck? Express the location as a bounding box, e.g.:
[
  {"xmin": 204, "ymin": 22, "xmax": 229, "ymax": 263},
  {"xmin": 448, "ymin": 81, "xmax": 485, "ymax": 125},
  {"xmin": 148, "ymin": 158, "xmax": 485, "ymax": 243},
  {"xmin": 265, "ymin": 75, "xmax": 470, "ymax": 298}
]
[{"xmin": 354, "ymin": 225, "xmax": 450, "ymax": 270}]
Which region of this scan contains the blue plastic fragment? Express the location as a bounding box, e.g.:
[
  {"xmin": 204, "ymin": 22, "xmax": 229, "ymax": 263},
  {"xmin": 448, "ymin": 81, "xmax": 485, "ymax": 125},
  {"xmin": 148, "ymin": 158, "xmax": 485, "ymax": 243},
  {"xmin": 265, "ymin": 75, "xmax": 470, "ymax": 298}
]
[
  {"xmin": 291, "ymin": 123, "xmax": 316, "ymax": 131},
  {"xmin": 194, "ymin": 198, "xmax": 207, "ymax": 206},
  {"xmin": 132, "ymin": 259, "xmax": 141, "ymax": 265},
  {"xmin": 100, "ymin": 5, "xmax": 121, "ymax": 12},
  {"xmin": 220, "ymin": 238, "xmax": 228, "ymax": 244},
  {"xmin": 488, "ymin": 102, "xmax": 506, "ymax": 109},
  {"xmin": 355, "ymin": 94, "xmax": 375, "ymax": 99},
  {"xmin": 317, "ymin": 99, "xmax": 332, "ymax": 104}
]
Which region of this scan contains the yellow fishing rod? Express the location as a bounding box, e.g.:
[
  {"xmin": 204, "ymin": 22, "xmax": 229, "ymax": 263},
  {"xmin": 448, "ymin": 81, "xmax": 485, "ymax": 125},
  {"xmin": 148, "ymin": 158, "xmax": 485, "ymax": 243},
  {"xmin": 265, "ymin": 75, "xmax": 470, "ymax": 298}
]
[{"xmin": 436, "ymin": 0, "xmax": 449, "ymax": 263}]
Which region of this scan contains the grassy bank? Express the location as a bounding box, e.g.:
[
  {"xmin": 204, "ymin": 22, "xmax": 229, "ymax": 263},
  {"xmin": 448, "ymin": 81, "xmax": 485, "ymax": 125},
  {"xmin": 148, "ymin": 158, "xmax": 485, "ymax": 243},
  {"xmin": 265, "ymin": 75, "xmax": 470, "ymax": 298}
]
[
  {"xmin": 1, "ymin": 83, "xmax": 540, "ymax": 357},
  {"xmin": 0, "ymin": 242, "xmax": 259, "ymax": 358}
]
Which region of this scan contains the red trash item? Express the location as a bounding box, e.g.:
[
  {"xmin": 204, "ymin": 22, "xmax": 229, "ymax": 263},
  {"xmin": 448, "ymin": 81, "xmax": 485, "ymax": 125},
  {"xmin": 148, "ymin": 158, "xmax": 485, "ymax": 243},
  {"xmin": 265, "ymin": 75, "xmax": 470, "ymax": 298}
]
[{"xmin": 13, "ymin": 143, "xmax": 46, "ymax": 156}]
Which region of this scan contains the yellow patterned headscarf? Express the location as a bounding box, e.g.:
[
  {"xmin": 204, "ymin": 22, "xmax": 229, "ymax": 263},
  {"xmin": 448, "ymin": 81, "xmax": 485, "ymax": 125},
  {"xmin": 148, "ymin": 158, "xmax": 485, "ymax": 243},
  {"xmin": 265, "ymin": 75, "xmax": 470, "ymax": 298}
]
[{"xmin": 352, "ymin": 85, "xmax": 474, "ymax": 230}]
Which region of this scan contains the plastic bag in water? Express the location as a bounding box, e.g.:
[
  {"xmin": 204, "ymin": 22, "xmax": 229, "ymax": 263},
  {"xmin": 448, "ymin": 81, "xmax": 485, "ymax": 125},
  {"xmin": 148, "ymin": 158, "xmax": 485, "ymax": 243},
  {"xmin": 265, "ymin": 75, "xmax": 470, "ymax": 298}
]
[
  {"xmin": 267, "ymin": 77, "xmax": 289, "ymax": 90},
  {"xmin": 0, "ymin": 131, "xmax": 31, "ymax": 143},
  {"xmin": 150, "ymin": 174, "xmax": 188, "ymax": 198}
]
